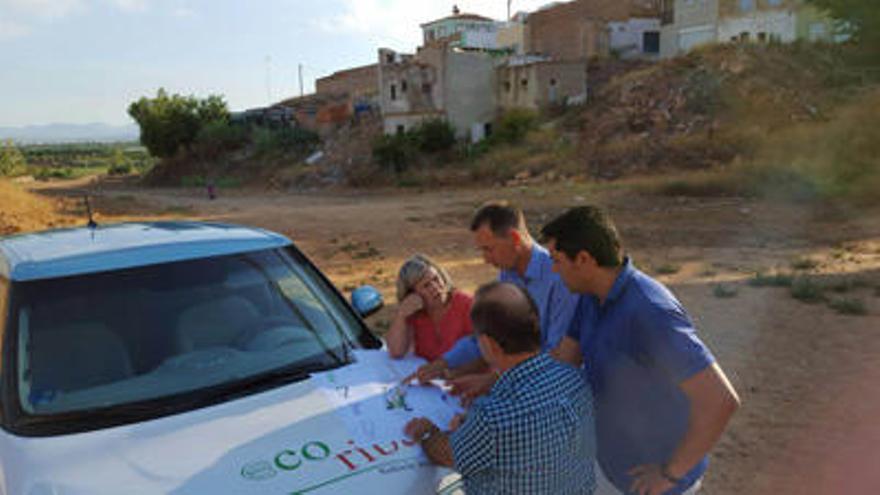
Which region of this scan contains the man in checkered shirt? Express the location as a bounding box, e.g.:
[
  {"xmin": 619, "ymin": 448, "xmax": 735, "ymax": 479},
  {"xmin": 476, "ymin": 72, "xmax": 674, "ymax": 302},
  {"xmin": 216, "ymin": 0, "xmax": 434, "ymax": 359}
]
[{"xmin": 405, "ymin": 281, "xmax": 596, "ymax": 494}]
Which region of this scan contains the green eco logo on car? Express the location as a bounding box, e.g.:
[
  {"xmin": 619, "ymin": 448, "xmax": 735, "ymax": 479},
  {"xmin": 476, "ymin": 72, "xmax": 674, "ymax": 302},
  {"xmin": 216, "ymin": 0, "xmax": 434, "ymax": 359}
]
[{"xmin": 241, "ymin": 436, "xmax": 424, "ymax": 488}]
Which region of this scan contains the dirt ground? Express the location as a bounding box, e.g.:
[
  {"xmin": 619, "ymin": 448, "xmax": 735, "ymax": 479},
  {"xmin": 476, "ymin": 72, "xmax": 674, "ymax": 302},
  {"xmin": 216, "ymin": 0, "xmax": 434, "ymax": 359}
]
[{"xmin": 18, "ymin": 177, "xmax": 880, "ymax": 494}]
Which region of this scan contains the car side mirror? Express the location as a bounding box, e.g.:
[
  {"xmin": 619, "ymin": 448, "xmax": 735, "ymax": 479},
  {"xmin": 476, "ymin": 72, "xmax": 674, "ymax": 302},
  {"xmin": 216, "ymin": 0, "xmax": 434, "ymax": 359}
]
[{"xmin": 351, "ymin": 285, "xmax": 383, "ymax": 318}]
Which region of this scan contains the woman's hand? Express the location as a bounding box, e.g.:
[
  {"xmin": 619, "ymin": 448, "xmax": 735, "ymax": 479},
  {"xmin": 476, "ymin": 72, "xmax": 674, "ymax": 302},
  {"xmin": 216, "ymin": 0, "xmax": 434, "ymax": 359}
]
[{"xmin": 397, "ymin": 293, "xmax": 425, "ymax": 319}]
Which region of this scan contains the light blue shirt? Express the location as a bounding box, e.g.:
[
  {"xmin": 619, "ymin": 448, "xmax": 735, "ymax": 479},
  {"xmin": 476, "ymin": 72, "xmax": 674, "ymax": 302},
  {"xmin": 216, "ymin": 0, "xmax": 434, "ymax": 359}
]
[{"xmin": 443, "ymin": 244, "xmax": 579, "ymax": 367}]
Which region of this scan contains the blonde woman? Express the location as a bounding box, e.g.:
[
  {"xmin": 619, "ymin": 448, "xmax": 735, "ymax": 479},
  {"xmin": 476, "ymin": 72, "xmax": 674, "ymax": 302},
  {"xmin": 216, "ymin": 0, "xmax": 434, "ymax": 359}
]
[{"xmin": 386, "ymin": 254, "xmax": 473, "ymax": 361}]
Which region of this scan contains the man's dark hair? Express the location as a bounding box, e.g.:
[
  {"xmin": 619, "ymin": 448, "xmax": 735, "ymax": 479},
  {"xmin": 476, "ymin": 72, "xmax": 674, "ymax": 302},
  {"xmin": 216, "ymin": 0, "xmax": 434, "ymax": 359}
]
[
  {"xmin": 470, "ymin": 281, "xmax": 541, "ymax": 354},
  {"xmin": 470, "ymin": 201, "xmax": 527, "ymax": 237},
  {"xmin": 540, "ymin": 206, "xmax": 623, "ymax": 267}
]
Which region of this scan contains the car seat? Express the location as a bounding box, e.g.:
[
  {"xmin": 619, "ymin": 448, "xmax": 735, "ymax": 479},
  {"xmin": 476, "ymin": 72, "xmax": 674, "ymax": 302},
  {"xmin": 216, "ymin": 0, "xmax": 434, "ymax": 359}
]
[{"xmin": 174, "ymin": 295, "xmax": 260, "ymax": 352}]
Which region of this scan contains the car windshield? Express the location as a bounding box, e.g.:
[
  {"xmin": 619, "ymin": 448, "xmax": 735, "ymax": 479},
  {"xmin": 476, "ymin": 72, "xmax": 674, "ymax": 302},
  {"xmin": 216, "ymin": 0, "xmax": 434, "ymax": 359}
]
[{"xmin": 10, "ymin": 247, "xmax": 363, "ymax": 416}]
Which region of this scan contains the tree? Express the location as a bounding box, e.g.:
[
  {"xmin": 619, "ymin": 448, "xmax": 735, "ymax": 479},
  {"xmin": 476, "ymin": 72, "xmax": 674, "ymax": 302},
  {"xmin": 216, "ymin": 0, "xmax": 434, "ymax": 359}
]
[
  {"xmin": 128, "ymin": 89, "xmax": 230, "ymax": 159},
  {"xmin": 806, "ymin": 0, "xmax": 880, "ymax": 55},
  {"xmin": 0, "ymin": 139, "xmax": 27, "ymax": 176}
]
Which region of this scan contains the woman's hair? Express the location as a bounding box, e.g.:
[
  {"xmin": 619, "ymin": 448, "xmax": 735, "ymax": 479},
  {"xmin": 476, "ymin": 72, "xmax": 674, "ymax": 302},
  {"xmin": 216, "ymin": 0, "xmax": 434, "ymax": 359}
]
[{"xmin": 396, "ymin": 254, "xmax": 455, "ymax": 302}]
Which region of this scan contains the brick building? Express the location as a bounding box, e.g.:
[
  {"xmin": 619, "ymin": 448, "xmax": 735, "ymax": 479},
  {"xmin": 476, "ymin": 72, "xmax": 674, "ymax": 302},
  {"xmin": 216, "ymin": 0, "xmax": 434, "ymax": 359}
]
[{"xmin": 525, "ymin": 0, "xmax": 661, "ymax": 61}]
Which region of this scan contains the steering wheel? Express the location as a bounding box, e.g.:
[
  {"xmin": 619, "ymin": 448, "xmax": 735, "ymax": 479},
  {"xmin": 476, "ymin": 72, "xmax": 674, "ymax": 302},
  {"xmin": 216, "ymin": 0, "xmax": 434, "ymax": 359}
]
[{"xmin": 234, "ymin": 316, "xmax": 312, "ymax": 352}]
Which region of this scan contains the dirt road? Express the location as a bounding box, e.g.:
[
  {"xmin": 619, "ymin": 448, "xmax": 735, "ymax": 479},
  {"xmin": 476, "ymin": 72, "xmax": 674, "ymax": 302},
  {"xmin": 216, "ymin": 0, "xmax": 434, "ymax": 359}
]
[{"xmin": 29, "ymin": 179, "xmax": 880, "ymax": 494}]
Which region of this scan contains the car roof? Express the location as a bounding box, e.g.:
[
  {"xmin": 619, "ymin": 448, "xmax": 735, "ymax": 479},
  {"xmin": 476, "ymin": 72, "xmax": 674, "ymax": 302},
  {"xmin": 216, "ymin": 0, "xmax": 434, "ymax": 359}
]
[{"xmin": 0, "ymin": 221, "xmax": 292, "ymax": 281}]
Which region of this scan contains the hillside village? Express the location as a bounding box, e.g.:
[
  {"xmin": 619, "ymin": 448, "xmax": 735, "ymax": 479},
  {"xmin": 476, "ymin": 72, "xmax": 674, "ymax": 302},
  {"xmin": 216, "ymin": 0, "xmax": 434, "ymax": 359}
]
[{"xmin": 246, "ymin": 0, "xmax": 839, "ymax": 144}]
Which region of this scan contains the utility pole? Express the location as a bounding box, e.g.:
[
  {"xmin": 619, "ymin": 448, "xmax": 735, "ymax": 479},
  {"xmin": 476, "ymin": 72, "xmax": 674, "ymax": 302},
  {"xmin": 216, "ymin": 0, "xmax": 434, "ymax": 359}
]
[
  {"xmin": 298, "ymin": 63, "xmax": 304, "ymax": 97},
  {"xmin": 507, "ymin": 0, "xmax": 512, "ymax": 21}
]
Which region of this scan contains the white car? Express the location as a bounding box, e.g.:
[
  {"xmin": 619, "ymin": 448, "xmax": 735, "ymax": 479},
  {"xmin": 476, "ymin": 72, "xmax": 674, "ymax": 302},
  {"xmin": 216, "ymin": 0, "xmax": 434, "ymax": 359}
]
[{"xmin": 0, "ymin": 222, "xmax": 454, "ymax": 495}]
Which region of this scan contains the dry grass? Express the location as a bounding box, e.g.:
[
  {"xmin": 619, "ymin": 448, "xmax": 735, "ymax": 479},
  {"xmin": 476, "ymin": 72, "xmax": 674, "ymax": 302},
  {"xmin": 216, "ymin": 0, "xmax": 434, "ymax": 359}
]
[{"xmin": 0, "ymin": 180, "xmax": 75, "ymax": 235}]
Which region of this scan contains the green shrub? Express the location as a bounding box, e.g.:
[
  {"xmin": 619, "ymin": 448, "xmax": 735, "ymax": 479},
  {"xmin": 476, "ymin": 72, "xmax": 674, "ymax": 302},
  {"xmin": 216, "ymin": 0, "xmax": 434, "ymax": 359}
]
[
  {"xmin": 748, "ymin": 272, "xmax": 794, "ymax": 287},
  {"xmin": 35, "ymin": 167, "xmax": 74, "ymax": 180},
  {"xmin": 790, "ymin": 277, "xmax": 826, "ymax": 303},
  {"xmin": 372, "ymin": 133, "xmax": 418, "ymax": 174},
  {"xmin": 654, "ymin": 263, "xmax": 681, "ymax": 275},
  {"xmin": 195, "ymin": 121, "xmax": 248, "ymax": 158},
  {"xmin": 492, "ymin": 109, "xmax": 539, "ymax": 145},
  {"xmin": 413, "ymin": 119, "xmax": 456, "ymax": 153},
  {"xmin": 828, "ymin": 297, "xmax": 868, "ymax": 316},
  {"xmin": 108, "ymin": 163, "xmax": 133, "ymax": 176},
  {"xmin": 791, "ymin": 257, "xmax": 820, "ymax": 270},
  {"xmin": 713, "ymin": 284, "xmax": 739, "ymax": 298},
  {"xmin": 252, "ymin": 127, "xmax": 319, "ymax": 156},
  {"xmin": 0, "ymin": 140, "xmax": 27, "ymax": 176},
  {"xmin": 128, "ymin": 89, "xmax": 230, "ymax": 158}
]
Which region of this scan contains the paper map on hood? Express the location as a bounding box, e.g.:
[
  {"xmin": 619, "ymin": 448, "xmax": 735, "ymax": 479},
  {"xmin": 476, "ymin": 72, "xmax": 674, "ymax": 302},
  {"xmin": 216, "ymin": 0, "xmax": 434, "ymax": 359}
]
[{"xmin": 310, "ymin": 350, "xmax": 464, "ymax": 445}]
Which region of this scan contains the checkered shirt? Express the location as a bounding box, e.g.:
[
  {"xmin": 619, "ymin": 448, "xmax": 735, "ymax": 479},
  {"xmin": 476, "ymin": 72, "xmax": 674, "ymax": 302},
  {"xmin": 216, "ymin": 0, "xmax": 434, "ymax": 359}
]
[{"xmin": 449, "ymin": 353, "xmax": 596, "ymax": 495}]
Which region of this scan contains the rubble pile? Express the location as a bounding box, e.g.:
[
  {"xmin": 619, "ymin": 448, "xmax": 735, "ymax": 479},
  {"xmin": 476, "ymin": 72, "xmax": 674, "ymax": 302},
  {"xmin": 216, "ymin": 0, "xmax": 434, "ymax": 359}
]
[{"xmin": 580, "ymin": 43, "xmax": 851, "ymax": 178}]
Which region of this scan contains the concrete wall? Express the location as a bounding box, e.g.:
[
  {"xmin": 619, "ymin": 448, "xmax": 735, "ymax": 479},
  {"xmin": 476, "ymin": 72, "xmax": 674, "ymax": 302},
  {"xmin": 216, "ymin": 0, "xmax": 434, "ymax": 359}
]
[
  {"xmin": 443, "ymin": 50, "xmax": 496, "ymax": 140},
  {"xmin": 377, "ymin": 46, "xmax": 495, "ymax": 141},
  {"xmin": 382, "ymin": 113, "xmax": 444, "ymax": 135},
  {"xmin": 497, "ymin": 60, "xmax": 587, "ymax": 111},
  {"xmin": 609, "ymin": 17, "xmax": 662, "ymax": 58},
  {"xmin": 497, "ymin": 21, "xmax": 526, "ymax": 54},
  {"xmin": 677, "ymin": 0, "xmax": 720, "ymax": 29},
  {"xmin": 717, "ymin": 8, "xmax": 797, "ymax": 42}
]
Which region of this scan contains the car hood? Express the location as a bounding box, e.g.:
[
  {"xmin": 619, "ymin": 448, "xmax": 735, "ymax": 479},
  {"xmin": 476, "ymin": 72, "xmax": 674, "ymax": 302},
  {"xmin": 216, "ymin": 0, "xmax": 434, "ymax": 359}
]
[{"xmin": 1, "ymin": 378, "xmax": 449, "ymax": 495}]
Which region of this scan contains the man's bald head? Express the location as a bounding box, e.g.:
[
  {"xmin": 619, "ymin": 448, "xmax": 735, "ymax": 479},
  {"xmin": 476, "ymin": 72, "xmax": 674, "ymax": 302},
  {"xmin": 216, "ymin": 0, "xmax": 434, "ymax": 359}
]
[{"xmin": 470, "ymin": 281, "xmax": 541, "ymax": 355}]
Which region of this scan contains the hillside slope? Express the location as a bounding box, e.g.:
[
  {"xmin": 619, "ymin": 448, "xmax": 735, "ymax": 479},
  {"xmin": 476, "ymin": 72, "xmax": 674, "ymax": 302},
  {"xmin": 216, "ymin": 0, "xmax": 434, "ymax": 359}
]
[{"xmin": 578, "ymin": 43, "xmax": 874, "ymax": 178}]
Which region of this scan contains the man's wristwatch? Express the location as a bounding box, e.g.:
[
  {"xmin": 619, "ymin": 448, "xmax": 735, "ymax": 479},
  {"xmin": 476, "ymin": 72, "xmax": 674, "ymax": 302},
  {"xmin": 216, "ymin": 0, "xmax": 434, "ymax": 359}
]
[{"xmin": 660, "ymin": 463, "xmax": 683, "ymax": 485}]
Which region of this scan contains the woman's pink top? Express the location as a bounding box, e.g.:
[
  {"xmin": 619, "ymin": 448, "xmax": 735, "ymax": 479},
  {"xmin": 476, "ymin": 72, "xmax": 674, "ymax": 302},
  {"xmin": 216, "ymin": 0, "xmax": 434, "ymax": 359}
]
[{"xmin": 406, "ymin": 290, "xmax": 474, "ymax": 362}]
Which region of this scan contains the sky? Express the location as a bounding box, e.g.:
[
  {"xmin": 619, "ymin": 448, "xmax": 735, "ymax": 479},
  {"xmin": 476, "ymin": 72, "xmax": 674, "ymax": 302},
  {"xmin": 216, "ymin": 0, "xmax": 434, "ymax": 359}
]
[{"xmin": 0, "ymin": 0, "xmax": 553, "ymax": 127}]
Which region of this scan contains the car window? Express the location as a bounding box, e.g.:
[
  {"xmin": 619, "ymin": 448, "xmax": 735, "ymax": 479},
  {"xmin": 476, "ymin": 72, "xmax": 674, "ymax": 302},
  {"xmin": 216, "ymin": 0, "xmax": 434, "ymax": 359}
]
[{"xmin": 10, "ymin": 247, "xmax": 362, "ymax": 417}]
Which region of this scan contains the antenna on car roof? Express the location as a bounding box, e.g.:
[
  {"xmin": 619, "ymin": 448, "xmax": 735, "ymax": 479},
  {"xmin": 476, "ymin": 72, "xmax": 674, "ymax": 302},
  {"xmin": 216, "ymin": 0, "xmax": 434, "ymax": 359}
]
[{"xmin": 84, "ymin": 194, "xmax": 98, "ymax": 229}]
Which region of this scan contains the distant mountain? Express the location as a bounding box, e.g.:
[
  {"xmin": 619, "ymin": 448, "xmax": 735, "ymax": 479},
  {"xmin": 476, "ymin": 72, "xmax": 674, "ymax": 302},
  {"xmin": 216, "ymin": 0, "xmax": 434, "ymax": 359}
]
[{"xmin": 0, "ymin": 123, "xmax": 140, "ymax": 144}]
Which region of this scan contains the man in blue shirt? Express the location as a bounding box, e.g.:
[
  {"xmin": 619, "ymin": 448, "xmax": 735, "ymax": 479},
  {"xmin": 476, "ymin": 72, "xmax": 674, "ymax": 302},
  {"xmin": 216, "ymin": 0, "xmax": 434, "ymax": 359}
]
[
  {"xmin": 541, "ymin": 206, "xmax": 740, "ymax": 495},
  {"xmin": 411, "ymin": 201, "xmax": 579, "ymax": 402},
  {"xmin": 405, "ymin": 282, "xmax": 595, "ymax": 494}
]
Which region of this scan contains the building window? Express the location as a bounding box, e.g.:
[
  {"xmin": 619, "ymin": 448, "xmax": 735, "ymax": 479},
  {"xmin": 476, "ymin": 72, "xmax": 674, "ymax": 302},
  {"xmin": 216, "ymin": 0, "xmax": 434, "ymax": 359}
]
[
  {"xmin": 643, "ymin": 31, "xmax": 660, "ymax": 53},
  {"xmin": 550, "ymin": 78, "xmax": 557, "ymax": 86},
  {"xmin": 739, "ymin": 0, "xmax": 755, "ymax": 12},
  {"xmin": 401, "ymin": 80, "xmax": 408, "ymax": 92},
  {"xmin": 503, "ymin": 81, "xmax": 512, "ymax": 92},
  {"xmin": 740, "ymin": 32, "xmax": 751, "ymax": 42},
  {"xmin": 396, "ymin": 125, "xmax": 405, "ymax": 135},
  {"xmin": 766, "ymin": 0, "xmax": 782, "ymax": 5},
  {"xmin": 386, "ymin": 53, "xmax": 394, "ymax": 64},
  {"xmin": 390, "ymin": 84, "xmax": 397, "ymax": 100},
  {"xmin": 422, "ymin": 83, "xmax": 432, "ymax": 94},
  {"xmin": 757, "ymin": 32, "xmax": 767, "ymax": 42},
  {"xmin": 484, "ymin": 122, "xmax": 493, "ymax": 138},
  {"xmin": 521, "ymin": 78, "xmax": 528, "ymax": 87}
]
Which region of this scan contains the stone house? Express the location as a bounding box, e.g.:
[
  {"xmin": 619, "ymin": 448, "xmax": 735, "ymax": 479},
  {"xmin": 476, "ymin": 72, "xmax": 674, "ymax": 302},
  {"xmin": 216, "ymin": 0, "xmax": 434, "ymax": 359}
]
[
  {"xmin": 377, "ymin": 45, "xmax": 495, "ymax": 142},
  {"xmin": 496, "ymin": 56, "xmax": 589, "ymax": 111}
]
